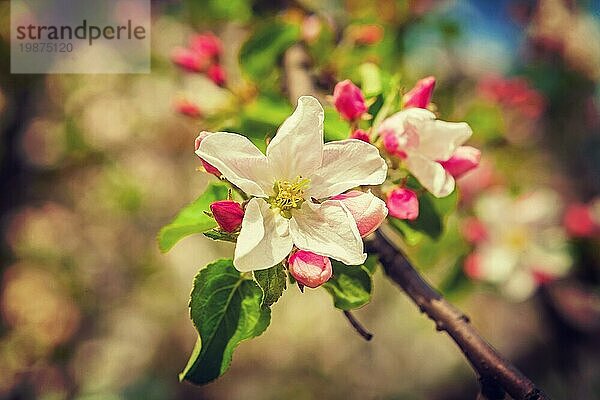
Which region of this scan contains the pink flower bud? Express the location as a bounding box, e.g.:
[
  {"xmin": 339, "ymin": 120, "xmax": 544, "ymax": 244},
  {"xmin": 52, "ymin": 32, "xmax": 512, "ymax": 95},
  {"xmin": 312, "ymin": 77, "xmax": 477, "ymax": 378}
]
[
  {"xmin": 189, "ymin": 32, "xmax": 222, "ymax": 60},
  {"xmin": 174, "ymin": 99, "xmax": 202, "ymax": 118},
  {"xmin": 464, "ymin": 252, "xmax": 482, "ymax": 279},
  {"xmin": 564, "ymin": 203, "xmax": 598, "ymax": 238},
  {"xmin": 195, "ymin": 132, "xmax": 222, "ymax": 177},
  {"xmin": 171, "ymin": 47, "xmax": 207, "ymax": 73},
  {"xmin": 210, "ymin": 200, "xmax": 244, "ymax": 232},
  {"xmin": 439, "ymin": 146, "xmax": 481, "ymax": 178},
  {"xmin": 207, "ymin": 64, "xmax": 226, "ymax": 87},
  {"xmin": 350, "ymin": 129, "xmax": 370, "ymax": 143},
  {"xmin": 461, "ymin": 217, "xmax": 488, "ymax": 244},
  {"xmin": 288, "ymin": 250, "xmax": 333, "ymax": 288},
  {"xmin": 331, "ymin": 190, "xmax": 387, "ymax": 237},
  {"xmin": 333, "ymin": 80, "xmax": 368, "ymax": 121},
  {"xmin": 403, "ymin": 76, "xmax": 436, "ymax": 109},
  {"xmin": 386, "ymin": 187, "xmax": 419, "ymax": 220}
]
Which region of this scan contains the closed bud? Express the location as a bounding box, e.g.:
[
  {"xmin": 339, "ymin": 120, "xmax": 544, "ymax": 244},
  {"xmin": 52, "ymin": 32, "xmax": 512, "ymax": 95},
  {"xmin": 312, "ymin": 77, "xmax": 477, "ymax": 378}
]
[
  {"xmin": 207, "ymin": 64, "xmax": 226, "ymax": 87},
  {"xmin": 403, "ymin": 76, "xmax": 436, "ymax": 109},
  {"xmin": 171, "ymin": 47, "xmax": 207, "ymax": 73},
  {"xmin": 350, "ymin": 129, "xmax": 370, "ymax": 143},
  {"xmin": 189, "ymin": 32, "xmax": 222, "ymax": 60},
  {"xmin": 195, "ymin": 132, "xmax": 222, "ymax": 177},
  {"xmin": 288, "ymin": 250, "xmax": 333, "ymax": 288},
  {"xmin": 210, "ymin": 200, "xmax": 244, "ymax": 232},
  {"xmin": 333, "ymin": 80, "xmax": 368, "ymax": 121},
  {"xmin": 439, "ymin": 146, "xmax": 481, "ymax": 178},
  {"xmin": 564, "ymin": 203, "xmax": 598, "ymax": 238},
  {"xmin": 331, "ymin": 190, "xmax": 387, "ymax": 237},
  {"xmin": 387, "ymin": 187, "xmax": 419, "ymax": 220}
]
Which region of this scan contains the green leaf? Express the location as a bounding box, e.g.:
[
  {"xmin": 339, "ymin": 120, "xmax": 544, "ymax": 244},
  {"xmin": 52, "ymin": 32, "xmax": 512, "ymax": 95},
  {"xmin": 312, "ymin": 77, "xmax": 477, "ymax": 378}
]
[
  {"xmin": 158, "ymin": 182, "xmax": 229, "ymax": 252},
  {"xmin": 323, "ymin": 261, "xmax": 373, "ymax": 310},
  {"xmin": 202, "ymin": 229, "xmax": 238, "ymax": 243},
  {"xmin": 359, "ymin": 63, "xmax": 382, "ymax": 97},
  {"xmin": 240, "ymin": 22, "xmax": 300, "ymax": 82},
  {"xmin": 323, "ymin": 107, "xmax": 350, "ymax": 141},
  {"xmin": 254, "ymin": 264, "xmax": 287, "ymax": 307},
  {"xmin": 180, "ymin": 259, "xmax": 271, "ymax": 385}
]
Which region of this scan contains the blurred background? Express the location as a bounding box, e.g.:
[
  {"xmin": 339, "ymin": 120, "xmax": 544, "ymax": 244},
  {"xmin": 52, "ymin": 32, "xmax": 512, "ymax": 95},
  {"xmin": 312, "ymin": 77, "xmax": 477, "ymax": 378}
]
[{"xmin": 1, "ymin": 0, "xmax": 600, "ymax": 399}]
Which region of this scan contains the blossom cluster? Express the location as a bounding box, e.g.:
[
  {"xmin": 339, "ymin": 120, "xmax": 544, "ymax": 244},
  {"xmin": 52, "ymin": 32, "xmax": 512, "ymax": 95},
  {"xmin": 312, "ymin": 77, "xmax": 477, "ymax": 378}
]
[
  {"xmin": 171, "ymin": 32, "xmax": 227, "ymax": 118},
  {"xmin": 191, "ymin": 75, "xmax": 483, "ymax": 289}
]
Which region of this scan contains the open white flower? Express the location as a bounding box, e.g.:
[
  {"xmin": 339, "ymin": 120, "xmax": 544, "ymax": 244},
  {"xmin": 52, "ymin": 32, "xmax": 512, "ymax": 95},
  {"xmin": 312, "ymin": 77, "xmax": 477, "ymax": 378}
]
[
  {"xmin": 379, "ymin": 108, "xmax": 473, "ymax": 197},
  {"xmin": 197, "ymin": 96, "xmax": 388, "ymax": 271},
  {"xmin": 468, "ymin": 189, "xmax": 572, "ymax": 300}
]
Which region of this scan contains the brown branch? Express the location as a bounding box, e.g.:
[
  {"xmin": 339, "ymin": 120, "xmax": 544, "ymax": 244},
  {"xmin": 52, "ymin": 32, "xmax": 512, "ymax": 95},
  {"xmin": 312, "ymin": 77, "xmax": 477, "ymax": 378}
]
[
  {"xmin": 343, "ymin": 310, "xmax": 373, "ymax": 341},
  {"xmin": 366, "ymin": 231, "xmax": 548, "ymax": 400},
  {"xmin": 280, "ymin": 44, "xmax": 547, "ymax": 399}
]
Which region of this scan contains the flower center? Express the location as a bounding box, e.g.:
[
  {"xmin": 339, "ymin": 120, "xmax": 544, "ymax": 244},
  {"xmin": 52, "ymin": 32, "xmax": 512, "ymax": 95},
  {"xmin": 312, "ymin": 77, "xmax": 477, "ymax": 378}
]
[{"xmin": 270, "ymin": 176, "xmax": 310, "ymax": 217}]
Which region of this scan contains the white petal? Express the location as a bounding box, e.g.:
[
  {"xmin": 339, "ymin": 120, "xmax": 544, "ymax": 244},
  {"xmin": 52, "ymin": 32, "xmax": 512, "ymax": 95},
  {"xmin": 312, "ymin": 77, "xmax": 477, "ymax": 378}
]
[
  {"xmin": 234, "ymin": 198, "xmax": 293, "ymax": 272},
  {"xmin": 417, "ymin": 119, "xmax": 473, "ymax": 161},
  {"xmin": 266, "ymin": 96, "xmax": 324, "ymax": 180},
  {"xmin": 197, "ymin": 132, "xmax": 273, "ymax": 197},
  {"xmin": 289, "ymin": 201, "xmax": 366, "ymax": 265},
  {"xmin": 406, "ymin": 153, "xmax": 455, "ymax": 198},
  {"xmin": 307, "ymin": 139, "xmax": 388, "ymax": 199},
  {"xmin": 379, "ymin": 108, "xmax": 436, "ymax": 133}
]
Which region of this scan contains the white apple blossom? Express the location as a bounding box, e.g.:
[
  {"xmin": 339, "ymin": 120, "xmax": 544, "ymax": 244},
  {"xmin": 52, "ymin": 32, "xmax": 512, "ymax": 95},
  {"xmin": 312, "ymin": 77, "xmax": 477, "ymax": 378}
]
[
  {"xmin": 196, "ymin": 96, "xmax": 388, "ymax": 271},
  {"xmin": 379, "ymin": 108, "xmax": 473, "ymax": 198},
  {"xmin": 467, "ymin": 189, "xmax": 572, "ymax": 300}
]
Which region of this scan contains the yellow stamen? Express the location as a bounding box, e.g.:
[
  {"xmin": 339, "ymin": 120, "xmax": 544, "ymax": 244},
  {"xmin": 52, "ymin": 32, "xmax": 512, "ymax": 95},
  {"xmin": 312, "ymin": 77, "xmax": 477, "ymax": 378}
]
[{"xmin": 271, "ymin": 176, "xmax": 310, "ymax": 215}]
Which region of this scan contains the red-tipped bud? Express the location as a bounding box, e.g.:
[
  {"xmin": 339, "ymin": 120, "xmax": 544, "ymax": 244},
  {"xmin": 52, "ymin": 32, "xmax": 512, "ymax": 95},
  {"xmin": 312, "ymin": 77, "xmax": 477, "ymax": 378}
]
[
  {"xmin": 210, "ymin": 200, "xmax": 244, "ymax": 232},
  {"xmin": 564, "ymin": 203, "xmax": 599, "ymax": 238},
  {"xmin": 189, "ymin": 32, "xmax": 222, "ymax": 60},
  {"xmin": 207, "ymin": 64, "xmax": 226, "ymax": 87},
  {"xmin": 174, "ymin": 99, "xmax": 202, "ymax": 118},
  {"xmin": 350, "ymin": 129, "xmax": 370, "ymax": 143},
  {"xmin": 331, "ymin": 190, "xmax": 387, "ymax": 237},
  {"xmin": 439, "ymin": 146, "xmax": 481, "ymax": 178},
  {"xmin": 387, "ymin": 187, "xmax": 419, "ymax": 220},
  {"xmin": 171, "ymin": 47, "xmax": 207, "ymax": 73},
  {"xmin": 195, "ymin": 132, "xmax": 222, "ymax": 177},
  {"xmin": 403, "ymin": 76, "xmax": 436, "ymax": 109},
  {"xmin": 333, "ymin": 80, "xmax": 368, "ymax": 121},
  {"xmin": 288, "ymin": 250, "xmax": 333, "ymax": 288}
]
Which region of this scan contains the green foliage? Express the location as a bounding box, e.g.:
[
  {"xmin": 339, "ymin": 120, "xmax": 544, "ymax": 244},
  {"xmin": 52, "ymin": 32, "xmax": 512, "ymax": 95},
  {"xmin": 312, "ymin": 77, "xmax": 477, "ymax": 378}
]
[
  {"xmin": 183, "ymin": 0, "xmax": 251, "ymax": 23},
  {"xmin": 323, "ymin": 258, "xmax": 377, "ymax": 310},
  {"xmin": 323, "ymin": 107, "xmax": 351, "ymax": 141},
  {"xmin": 158, "ymin": 182, "xmax": 229, "ymax": 252},
  {"xmin": 180, "ymin": 259, "xmax": 271, "ymax": 385},
  {"xmin": 240, "ymin": 22, "xmax": 300, "ymax": 82},
  {"xmin": 203, "ymin": 229, "xmax": 238, "ymax": 243},
  {"xmin": 254, "ymin": 264, "xmax": 287, "ymax": 307},
  {"xmin": 359, "ymin": 63, "xmax": 383, "ymax": 97},
  {"xmin": 388, "ymin": 176, "xmax": 458, "ymax": 245}
]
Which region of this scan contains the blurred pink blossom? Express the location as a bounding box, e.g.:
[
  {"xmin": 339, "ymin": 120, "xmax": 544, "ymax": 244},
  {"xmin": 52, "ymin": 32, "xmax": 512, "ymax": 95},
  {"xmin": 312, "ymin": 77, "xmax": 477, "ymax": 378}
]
[{"xmin": 350, "ymin": 129, "xmax": 370, "ymax": 143}]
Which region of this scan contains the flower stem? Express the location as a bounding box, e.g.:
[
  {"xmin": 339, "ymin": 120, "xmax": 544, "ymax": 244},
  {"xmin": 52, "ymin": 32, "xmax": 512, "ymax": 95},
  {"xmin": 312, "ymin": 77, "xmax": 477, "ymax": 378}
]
[{"xmin": 342, "ymin": 310, "xmax": 373, "ymax": 341}]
